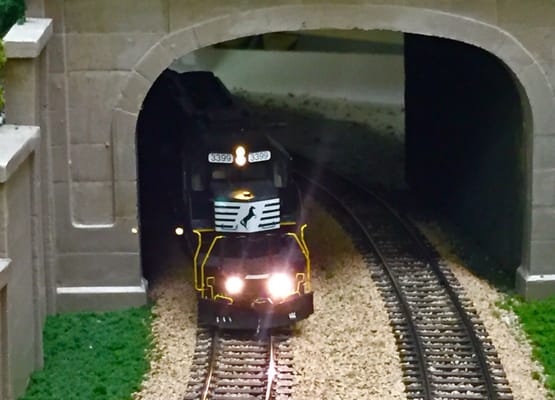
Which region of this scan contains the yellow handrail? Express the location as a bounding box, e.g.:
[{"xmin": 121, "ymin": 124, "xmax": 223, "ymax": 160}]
[
  {"xmin": 286, "ymin": 224, "xmax": 311, "ymax": 292},
  {"xmin": 200, "ymin": 235, "xmax": 224, "ymax": 294},
  {"xmin": 300, "ymin": 224, "xmax": 311, "ymax": 290},
  {"xmin": 192, "ymin": 230, "xmax": 203, "ymax": 292}
]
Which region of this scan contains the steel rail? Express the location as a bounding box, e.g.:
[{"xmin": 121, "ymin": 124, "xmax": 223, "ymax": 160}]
[
  {"xmin": 293, "ymin": 171, "xmax": 432, "ymax": 400},
  {"xmin": 200, "ymin": 328, "xmax": 217, "ymax": 400},
  {"xmin": 370, "ymin": 189, "xmax": 499, "ymax": 400},
  {"xmin": 186, "ymin": 328, "xmax": 284, "ymax": 400},
  {"xmin": 265, "ymin": 334, "xmax": 277, "ymax": 400},
  {"xmin": 292, "ymin": 154, "xmax": 500, "ymax": 399},
  {"xmin": 296, "ymin": 157, "xmax": 498, "ymax": 400}
]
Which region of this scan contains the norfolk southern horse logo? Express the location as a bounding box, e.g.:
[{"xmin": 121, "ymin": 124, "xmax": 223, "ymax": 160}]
[
  {"xmin": 214, "ymin": 200, "xmax": 279, "ymax": 233},
  {"xmin": 240, "ymin": 206, "xmax": 256, "ymax": 229}
]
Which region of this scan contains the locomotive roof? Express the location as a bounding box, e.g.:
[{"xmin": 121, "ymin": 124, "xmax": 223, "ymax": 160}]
[
  {"xmin": 198, "ymin": 129, "xmax": 288, "ymax": 155},
  {"xmin": 163, "ymin": 69, "xmax": 290, "ymax": 158},
  {"xmin": 164, "ymin": 70, "xmax": 248, "ymax": 119}
]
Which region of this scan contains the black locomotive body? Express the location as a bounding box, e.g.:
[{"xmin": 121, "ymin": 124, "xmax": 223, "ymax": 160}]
[{"xmin": 167, "ymin": 70, "xmax": 313, "ymax": 330}]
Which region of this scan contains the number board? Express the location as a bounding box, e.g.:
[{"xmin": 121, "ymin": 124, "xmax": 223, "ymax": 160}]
[
  {"xmin": 208, "ymin": 153, "xmax": 233, "ymax": 164},
  {"xmin": 248, "ymin": 151, "xmax": 271, "ymax": 163}
]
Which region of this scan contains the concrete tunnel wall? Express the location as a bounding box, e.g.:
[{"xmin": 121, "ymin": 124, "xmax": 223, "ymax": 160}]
[{"xmin": 11, "ymin": 0, "xmax": 555, "ymax": 311}]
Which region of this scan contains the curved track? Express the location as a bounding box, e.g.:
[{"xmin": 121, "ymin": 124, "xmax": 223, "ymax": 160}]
[
  {"xmin": 294, "ymin": 157, "xmax": 513, "ymax": 400},
  {"xmin": 183, "ymin": 328, "xmax": 293, "ymax": 400}
]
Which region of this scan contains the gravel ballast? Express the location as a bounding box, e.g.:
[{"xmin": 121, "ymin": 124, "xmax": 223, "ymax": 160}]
[
  {"xmin": 132, "ymin": 206, "xmax": 550, "ymax": 399},
  {"xmin": 132, "ymin": 97, "xmax": 551, "ymax": 399},
  {"xmin": 291, "ymin": 203, "xmax": 407, "ymax": 400},
  {"xmin": 417, "ymin": 222, "xmax": 550, "ymax": 400},
  {"xmin": 132, "ymin": 203, "xmax": 408, "ymax": 400}
]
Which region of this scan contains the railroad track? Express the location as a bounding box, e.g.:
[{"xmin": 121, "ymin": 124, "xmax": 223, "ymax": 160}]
[
  {"xmin": 183, "ymin": 328, "xmax": 293, "ymax": 400},
  {"xmin": 293, "ymin": 157, "xmax": 513, "ymax": 400}
]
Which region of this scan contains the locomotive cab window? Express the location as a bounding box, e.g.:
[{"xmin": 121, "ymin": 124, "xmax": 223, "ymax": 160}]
[
  {"xmin": 210, "ymin": 162, "xmax": 272, "ymax": 182},
  {"xmin": 273, "ymin": 159, "xmax": 288, "ymax": 188},
  {"xmin": 191, "ymin": 169, "xmax": 207, "ymax": 191},
  {"xmin": 190, "ymin": 154, "xmax": 209, "ymax": 191}
]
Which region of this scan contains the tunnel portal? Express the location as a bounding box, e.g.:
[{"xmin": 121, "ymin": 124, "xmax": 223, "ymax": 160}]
[{"xmin": 137, "ymin": 31, "xmax": 528, "ymax": 288}]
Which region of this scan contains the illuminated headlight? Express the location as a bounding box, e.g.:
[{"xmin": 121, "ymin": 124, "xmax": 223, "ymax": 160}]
[
  {"xmin": 224, "ymin": 276, "xmax": 244, "ymax": 295},
  {"xmin": 267, "ymin": 273, "xmax": 295, "ymax": 299},
  {"xmin": 232, "ymin": 189, "xmax": 254, "ymax": 200},
  {"xmin": 234, "ymin": 146, "xmax": 247, "ymax": 167}
]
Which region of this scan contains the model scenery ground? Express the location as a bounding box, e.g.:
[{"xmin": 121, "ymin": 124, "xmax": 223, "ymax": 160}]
[
  {"xmin": 17, "ymin": 96, "xmax": 555, "ymax": 399},
  {"xmin": 290, "ymin": 202, "xmax": 406, "ymax": 399},
  {"xmin": 509, "ymin": 297, "xmax": 555, "ymax": 391},
  {"xmin": 18, "ymin": 307, "xmax": 152, "ymax": 400}
]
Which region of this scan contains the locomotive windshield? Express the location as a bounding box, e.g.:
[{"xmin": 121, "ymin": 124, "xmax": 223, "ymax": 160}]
[{"xmin": 210, "ymin": 162, "xmax": 271, "ymax": 182}]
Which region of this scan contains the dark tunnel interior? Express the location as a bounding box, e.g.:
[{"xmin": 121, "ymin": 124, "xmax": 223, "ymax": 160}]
[
  {"xmin": 137, "ymin": 32, "xmax": 527, "ymax": 285},
  {"xmin": 137, "ymin": 72, "xmax": 187, "ymax": 283},
  {"xmin": 405, "ymin": 34, "xmax": 525, "ymax": 278}
]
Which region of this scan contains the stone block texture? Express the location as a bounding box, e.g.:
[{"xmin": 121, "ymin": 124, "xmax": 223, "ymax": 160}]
[
  {"xmin": 533, "ymin": 169, "xmax": 555, "ymax": 206},
  {"xmin": 57, "ymin": 252, "xmax": 141, "ymax": 287},
  {"xmin": 0, "ymin": 161, "xmax": 42, "ymax": 400},
  {"xmin": 68, "ymin": 71, "xmax": 129, "ymax": 145},
  {"xmin": 63, "ymin": 0, "xmax": 169, "ymax": 34},
  {"xmin": 66, "ymin": 33, "xmax": 165, "ymax": 72},
  {"xmin": 71, "ymin": 182, "xmax": 114, "ymax": 225},
  {"xmin": 13, "ymin": 0, "xmax": 552, "ymax": 313},
  {"xmin": 4, "ymin": 60, "xmax": 41, "ymax": 125}
]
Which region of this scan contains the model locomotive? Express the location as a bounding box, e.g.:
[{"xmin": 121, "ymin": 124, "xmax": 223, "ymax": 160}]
[{"xmin": 167, "ymin": 70, "xmax": 313, "ymax": 330}]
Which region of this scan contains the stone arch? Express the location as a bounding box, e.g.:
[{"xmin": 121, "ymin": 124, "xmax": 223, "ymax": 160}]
[
  {"xmin": 115, "ymin": 5, "xmax": 553, "ymax": 128},
  {"xmin": 111, "ymin": 3, "xmax": 554, "ymax": 294}
]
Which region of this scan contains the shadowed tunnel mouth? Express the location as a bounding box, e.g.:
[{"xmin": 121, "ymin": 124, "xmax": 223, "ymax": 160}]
[{"xmin": 136, "ymin": 30, "xmax": 526, "ymax": 286}]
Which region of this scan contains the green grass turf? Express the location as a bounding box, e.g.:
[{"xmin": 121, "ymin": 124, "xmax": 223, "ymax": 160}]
[
  {"xmin": 508, "ymin": 296, "xmax": 555, "ymax": 393},
  {"xmin": 18, "ymin": 306, "xmax": 152, "ymax": 400}
]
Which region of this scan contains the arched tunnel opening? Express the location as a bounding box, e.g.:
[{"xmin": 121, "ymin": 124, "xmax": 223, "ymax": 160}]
[
  {"xmin": 136, "ymin": 71, "xmax": 190, "ymax": 283},
  {"xmin": 136, "ymin": 30, "xmax": 527, "ymax": 287},
  {"xmin": 405, "ymin": 34, "xmax": 526, "ymax": 284}
]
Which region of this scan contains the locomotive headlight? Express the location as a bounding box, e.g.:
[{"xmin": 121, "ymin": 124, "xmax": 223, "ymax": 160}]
[
  {"xmin": 232, "ymin": 189, "xmax": 255, "ymax": 200},
  {"xmin": 234, "ymin": 145, "xmax": 247, "ymax": 167},
  {"xmin": 267, "ymin": 273, "xmax": 295, "ymax": 299},
  {"xmin": 224, "ymin": 276, "xmax": 244, "ymax": 295}
]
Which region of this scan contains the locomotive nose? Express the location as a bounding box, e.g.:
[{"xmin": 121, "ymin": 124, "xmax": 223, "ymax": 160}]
[{"xmin": 251, "ymin": 297, "xmax": 273, "ymax": 308}]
